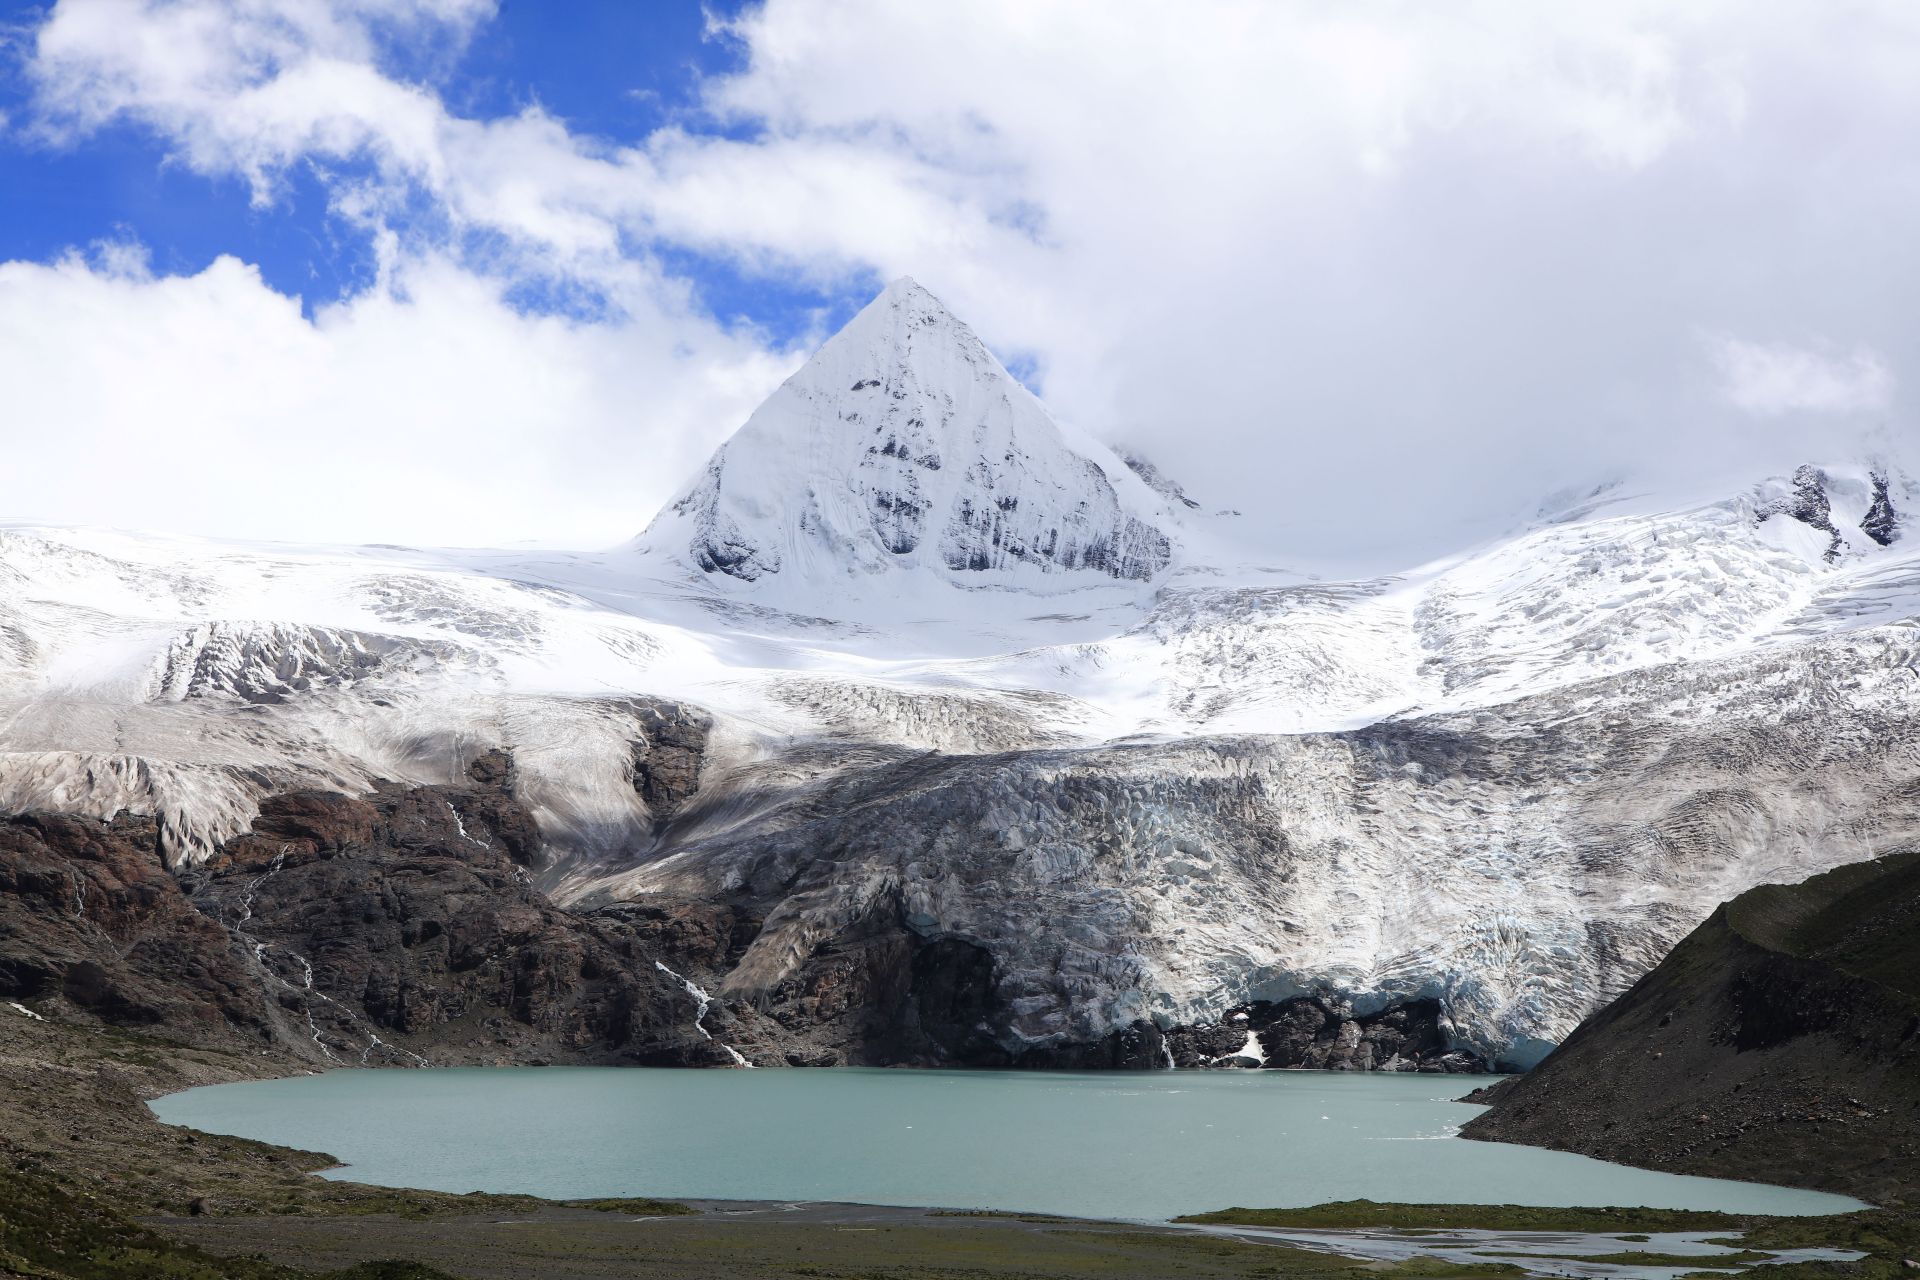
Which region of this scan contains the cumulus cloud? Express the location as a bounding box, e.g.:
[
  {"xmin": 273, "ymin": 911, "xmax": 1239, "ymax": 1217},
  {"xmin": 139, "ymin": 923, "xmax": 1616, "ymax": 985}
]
[
  {"xmin": 676, "ymin": 1, "xmax": 1918, "ymax": 561},
  {"xmin": 5, "ymin": 0, "xmax": 1919, "ymax": 562},
  {"xmin": 27, "ymin": 0, "xmax": 481, "ymax": 192},
  {"xmin": 1709, "ymin": 335, "xmax": 1894, "ymax": 418},
  {"xmin": 0, "ymin": 246, "xmax": 792, "ymax": 546}
]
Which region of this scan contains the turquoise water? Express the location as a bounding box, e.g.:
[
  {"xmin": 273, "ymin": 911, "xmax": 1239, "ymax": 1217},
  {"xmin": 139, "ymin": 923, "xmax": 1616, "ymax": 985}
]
[{"xmin": 149, "ymin": 1067, "xmax": 1864, "ymax": 1221}]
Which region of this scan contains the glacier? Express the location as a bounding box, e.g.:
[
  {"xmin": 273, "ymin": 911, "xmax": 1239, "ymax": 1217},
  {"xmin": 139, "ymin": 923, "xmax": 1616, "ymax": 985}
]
[{"xmin": 2, "ymin": 278, "xmax": 1918, "ymax": 1068}]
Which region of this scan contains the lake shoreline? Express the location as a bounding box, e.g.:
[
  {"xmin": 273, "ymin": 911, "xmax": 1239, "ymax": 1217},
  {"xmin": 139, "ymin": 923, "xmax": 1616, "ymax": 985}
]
[
  {"xmin": 146, "ymin": 1057, "xmax": 1864, "ymax": 1221},
  {"xmin": 6, "ymin": 1008, "xmax": 1904, "ymax": 1280}
]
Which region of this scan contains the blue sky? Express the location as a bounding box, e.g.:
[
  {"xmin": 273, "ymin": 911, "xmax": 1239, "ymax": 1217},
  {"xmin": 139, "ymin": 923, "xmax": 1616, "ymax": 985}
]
[
  {"xmin": 0, "ymin": 2, "xmax": 1913, "ymax": 556},
  {"xmin": 0, "ymin": 0, "xmax": 858, "ymax": 340}
]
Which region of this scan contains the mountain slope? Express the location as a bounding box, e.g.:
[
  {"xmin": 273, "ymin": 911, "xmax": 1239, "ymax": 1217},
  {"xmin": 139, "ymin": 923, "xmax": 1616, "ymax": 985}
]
[
  {"xmin": 633, "ymin": 278, "xmax": 1173, "ymax": 599},
  {"xmin": 576, "ymin": 622, "xmax": 1920, "ymax": 1069},
  {"xmin": 0, "ymin": 752, "xmax": 785, "ymax": 1069},
  {"xmin": 1, "ymin": 281, "xmax": 1919, "ymax": 1071},
  {"xmin": 1460, "ymin": 850, "xmax": 1920, "ymax": 1202}
]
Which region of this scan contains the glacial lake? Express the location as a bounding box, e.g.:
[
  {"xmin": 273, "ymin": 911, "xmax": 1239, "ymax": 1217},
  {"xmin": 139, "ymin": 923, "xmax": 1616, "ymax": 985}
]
[{"xmin": 150, "ymin": 1067, "xmax": 1864, "ymax": 1222}]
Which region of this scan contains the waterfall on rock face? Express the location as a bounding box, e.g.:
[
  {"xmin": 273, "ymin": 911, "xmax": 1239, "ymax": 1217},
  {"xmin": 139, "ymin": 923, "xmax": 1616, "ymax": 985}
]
[
  {"xmin": 226, "ymin": 849, "xmax": 428, "ymax": 1068},
  {"xmin": 655, "ymin": 961, "xmax": 754, "ymax": 1067}
]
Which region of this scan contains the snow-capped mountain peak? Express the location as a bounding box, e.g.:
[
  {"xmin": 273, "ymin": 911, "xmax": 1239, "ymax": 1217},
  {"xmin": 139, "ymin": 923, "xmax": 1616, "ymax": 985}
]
[{"xmin": 634, "ymin": 278, "xmax": 1173, "ymax": 597}]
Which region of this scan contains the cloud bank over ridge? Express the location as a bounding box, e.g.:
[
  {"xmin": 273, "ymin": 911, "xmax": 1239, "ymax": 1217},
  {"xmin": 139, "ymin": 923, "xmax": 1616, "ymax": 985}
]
[{"xmin": 2, "ymin": 0, "xmax": 1914, "ymax": 563}]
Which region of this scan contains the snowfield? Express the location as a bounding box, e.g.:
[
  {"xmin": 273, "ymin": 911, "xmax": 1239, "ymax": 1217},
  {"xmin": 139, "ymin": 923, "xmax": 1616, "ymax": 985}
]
[{"xmin": 2, "ymin": 279, "xmax": 1916, "ymax": 1066}]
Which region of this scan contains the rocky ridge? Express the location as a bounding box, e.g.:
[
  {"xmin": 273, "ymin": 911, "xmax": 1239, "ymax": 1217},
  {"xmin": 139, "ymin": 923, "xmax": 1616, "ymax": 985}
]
[
  {"xmin": 1461, "ymin": 849, "xmax": 1920, "ymax": 1202},
  {"xmin": 0, "ymin": 752, "xmax": 785, "ymax": 1069}
]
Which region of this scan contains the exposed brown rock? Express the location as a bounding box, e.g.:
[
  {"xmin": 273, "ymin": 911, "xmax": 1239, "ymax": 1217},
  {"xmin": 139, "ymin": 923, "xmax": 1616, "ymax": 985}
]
[
  {"xmin": 0, "ymin": 811, "xmax": 268, "ymax": 1048},
  {"xmin": 186, "ymin": 753, "xmax": 754, "ymax": 1067},
  {"xmin": 620, "ymin": 698, "xmax": 712, "ymax": 833},
  {"xmin": 0, "ymin": 754, "xmax": 772, "ymax": 1069}
]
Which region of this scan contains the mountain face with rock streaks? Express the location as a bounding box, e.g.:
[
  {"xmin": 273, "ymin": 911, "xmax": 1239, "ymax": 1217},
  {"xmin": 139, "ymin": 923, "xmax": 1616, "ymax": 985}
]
[
  {"xmin": 634, "ymin": 278, "xmax": 1174, "ymax": 597},
  {"xmin": 2, "ymin": 279, "xmax": 1920, "ymax": 1076}
]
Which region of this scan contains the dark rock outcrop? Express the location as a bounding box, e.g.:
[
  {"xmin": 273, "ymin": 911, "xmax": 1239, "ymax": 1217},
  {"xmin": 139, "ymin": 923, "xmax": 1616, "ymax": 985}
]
[
  {"xmin": 0, "ymin": 812, "xmax": 269, "ymax": 1048},
  {"xmin": 1864, "ymin": 468, "xmax": 1901, "ymax": 546},
  {"xmin": 0, "ymin": 755, "xmax": 781, "ymax": 1068},
  {"xmin": 901, "ymin": 937, "xmax": 1003, "ymax": 1062},
  {"xmin": 1168, "ymin": 996, "xmax": 1487, "ymax": 1072},
  {"xmin": 186, "ymin": 754, "xmax": 770, "ymax": 1067},
  {"xmin": 0, "ymin": 750, "xmax": 1213, "ymax": 1073},
  {"xmin": 623, "ymin": 699, "xmax": 711, "ymax": 833},
  {"xmin": 1461, "ymin": 848, "xmax": 1920, "ymax": 1202},
  {"xmin": 1756, "ymin": 464, "xmax": 1843, "ymax": 561}
]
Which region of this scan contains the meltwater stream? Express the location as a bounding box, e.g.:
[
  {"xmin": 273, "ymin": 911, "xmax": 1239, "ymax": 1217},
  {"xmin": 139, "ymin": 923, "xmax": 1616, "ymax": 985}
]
[{"xmin": 150, "ymin": 1068, "xmax": 1862, "ymax": 1222}]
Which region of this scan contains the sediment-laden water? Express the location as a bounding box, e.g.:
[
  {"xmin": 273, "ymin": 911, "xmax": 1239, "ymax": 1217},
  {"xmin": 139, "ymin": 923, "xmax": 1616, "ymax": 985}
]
[{"xmin": 150, "ymin": 1067, "xmax": 1863, "ymax": 1221}]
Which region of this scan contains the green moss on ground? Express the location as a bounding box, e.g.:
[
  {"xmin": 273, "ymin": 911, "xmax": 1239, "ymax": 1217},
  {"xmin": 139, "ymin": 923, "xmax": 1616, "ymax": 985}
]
[
  {"xmin": 1176, "ymin": 1200, "xmax": 1762, "ymax": 1233},
  {"xmin": 1730, "ymin": 1207, "xmax": 1920, "ymax": 1279},
  {"xmin": 0, "ymin": 1163, "xmax": 461, "ymax": 1280},
  {"xmin": 1363, "ymin": 1260, "xmax": 1526, "ymax": 1278},
  {"xmin": 1182, "ymin": 1201, "xmax": 1920, "ymax": 1280},
  {"xmin": 162, "ymin": 1212, "xmax": 1469, "ymax": 1279},
  {"xmin": 1484, "ymin": 1251, "xmax": 1773, "ymax": 1268},
  {"xmin": 562, "ymin": 1197, "xmax": 699, "ymax": 1216}
]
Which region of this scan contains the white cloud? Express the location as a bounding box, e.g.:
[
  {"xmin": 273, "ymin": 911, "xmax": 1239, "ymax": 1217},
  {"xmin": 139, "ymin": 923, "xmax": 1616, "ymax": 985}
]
[
  {"xmin": 1709, "ymin": 335, "xmax": 1894, "ymax": 417},
  {"xmin": 0, "ymin": 248, "xmax": 793, "ymax": 546},
  {"xmin": 6, "ymin": 0, "xmax": 1920, "ymax": 563},
  {"xmin": 27, "ymin": 0, "xmax": 484, "ymax": 199}
]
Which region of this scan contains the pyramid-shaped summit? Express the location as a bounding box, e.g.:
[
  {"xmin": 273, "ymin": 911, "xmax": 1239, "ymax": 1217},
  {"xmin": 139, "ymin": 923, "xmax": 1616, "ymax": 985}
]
[{"xmin": 637, "ymin": 278, "xmax": 1173, "ymax": 593}]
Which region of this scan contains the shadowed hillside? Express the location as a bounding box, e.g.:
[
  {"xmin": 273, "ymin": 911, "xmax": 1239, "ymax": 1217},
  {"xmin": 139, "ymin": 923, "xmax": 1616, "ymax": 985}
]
[{"xmin": 1462, "ymin": 847, "xmax": 1920, "ymax": 1202}]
